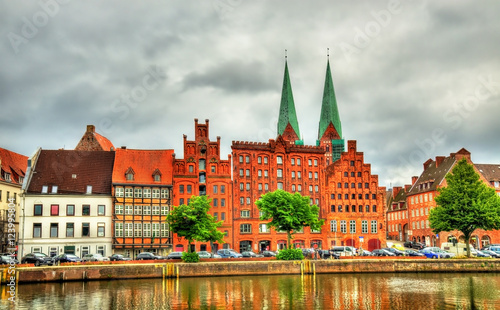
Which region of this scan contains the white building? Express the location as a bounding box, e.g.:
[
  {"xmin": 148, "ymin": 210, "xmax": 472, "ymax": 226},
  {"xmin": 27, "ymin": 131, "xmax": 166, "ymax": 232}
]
[{"xmin": 20, "ymin": 149, "xmax": 115, "ymax": 259}]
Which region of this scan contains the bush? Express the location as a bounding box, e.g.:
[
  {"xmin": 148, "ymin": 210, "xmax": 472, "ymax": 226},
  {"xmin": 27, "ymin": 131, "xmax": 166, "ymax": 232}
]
[
  {"xmin": 276, "ymin": 248, "xmax": 304, "ymax": 261},
  {"xmin": 182, "ymin": 252, "xmax": 199, "ymax": 263}
]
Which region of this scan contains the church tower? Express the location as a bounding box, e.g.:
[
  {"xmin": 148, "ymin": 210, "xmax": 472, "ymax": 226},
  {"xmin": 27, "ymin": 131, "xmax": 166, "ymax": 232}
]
[
  {"xmin": 277, "ymin": 57, "xmax": 302, "ymax": 145},
  {"xmin": 317, "ymin": 56, "xmax": 344, "ymax": 164}
]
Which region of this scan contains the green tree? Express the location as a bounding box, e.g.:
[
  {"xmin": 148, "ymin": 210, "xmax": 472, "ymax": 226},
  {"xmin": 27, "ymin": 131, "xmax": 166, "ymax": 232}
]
[
  {"xmin": 255, "ymin": 189, "xmax": 324, "ymax": 249},
  {"xmin": 166, "ymin": 195, "xmax": 225, "ymax": 253},
  {"xmin": 429, "ymin": 158, "xmax": 500, "ymax": 257}
]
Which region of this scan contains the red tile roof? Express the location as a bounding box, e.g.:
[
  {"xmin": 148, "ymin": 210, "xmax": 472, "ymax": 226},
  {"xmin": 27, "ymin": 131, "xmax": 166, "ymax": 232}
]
[
  {"xmin": 94, "ymin": 132, "xmax": 115, "ymax": 151},
  {"xmin": 112, "ymin": 148, "xmax": 173, "ymax": 185},
  {"xmin": 27, "ymin": 150, "xmax": 115, "ymax": 195},
  {"xmin": 75, "ymin": 125, "xmax": 115, "ymax": 151},
  {"xmin": 0, "ymin": 147, "xmax": 28, "ymax": 185}
]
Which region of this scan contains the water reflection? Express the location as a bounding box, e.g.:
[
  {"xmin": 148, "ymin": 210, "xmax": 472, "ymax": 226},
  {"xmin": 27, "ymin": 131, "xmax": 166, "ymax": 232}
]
[{"xmin": 4, "ymin": 273, "xmax": 500, "ymax": 309}]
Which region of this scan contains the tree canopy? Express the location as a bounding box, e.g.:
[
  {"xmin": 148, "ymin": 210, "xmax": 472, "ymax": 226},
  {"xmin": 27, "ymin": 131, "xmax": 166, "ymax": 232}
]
[
  {"xmin": 429, "ymin": 158, "xmax": 500, "ymax": 257},
  {"xmin": 255, "ymin": 189, "xmax": 324, "ymax": 248},
  {"xmin": 166, "ymin": 195, "xmax": 225, "ymax": 253}
]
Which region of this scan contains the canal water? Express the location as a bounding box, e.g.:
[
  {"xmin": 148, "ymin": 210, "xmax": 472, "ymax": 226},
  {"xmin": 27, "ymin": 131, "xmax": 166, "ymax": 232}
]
[{"xmin": 3, "ymin": 273, "xmax": 500, "ymax": 309}]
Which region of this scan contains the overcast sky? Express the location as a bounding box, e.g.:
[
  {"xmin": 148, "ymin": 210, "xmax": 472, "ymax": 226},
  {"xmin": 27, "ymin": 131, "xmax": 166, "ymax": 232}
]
[{"xmin": 1, "ymin": 1, "xmax": 499, "ymax": 188}]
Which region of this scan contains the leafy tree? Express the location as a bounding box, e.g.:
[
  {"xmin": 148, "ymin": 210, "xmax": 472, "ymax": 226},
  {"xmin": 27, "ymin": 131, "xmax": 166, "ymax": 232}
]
[
  {"xmin": 166, "ymin": 195, "xmax": 225, "ymax": 254},
  {"xmin": 256, "ymin": 189, "xmax": 324, "ymax": 249},
  {"xmin": 429, "ymin": 158, "xmax": 500, "ymax": 257}
]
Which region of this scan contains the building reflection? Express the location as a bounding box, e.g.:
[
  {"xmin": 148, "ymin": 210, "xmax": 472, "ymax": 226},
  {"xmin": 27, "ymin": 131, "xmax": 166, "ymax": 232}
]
[{"xmin": 8, "ymin": 273, "xmax": 500, "ymax": 309}]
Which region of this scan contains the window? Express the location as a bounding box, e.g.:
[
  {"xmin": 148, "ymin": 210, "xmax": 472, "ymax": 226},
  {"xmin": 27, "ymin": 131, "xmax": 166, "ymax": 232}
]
[
  {"xmin": 125, "ymin": 188, "xmax": 133, "ymax": 198},
  {"xmin": 42, "ymin": 185, "xmax": 48, "ymax": 193},
  {"xmin": 351, "ymin": 183, "xmax": 355, "ymax": 188},
  {"xmin": 239, "ymin": 169, "xmax": 244, "ymax": 177},
  {"xmin": 152, "ymin": 189, "xmax": 160, "ymax": 198},
  {"xmin": 187, "ymin": 185, "xmax": 192, "ymax": 194},
  {"xmin": 33, "ymin": 223, "xmax": 41, "ymax": 238},
  {"xmin": 134, "ymin": 188, "xmax": 142, "ymax": 198},
  {"xmin": 134, "ymin": 205, "xmax": 142, "ymax": 215},
  {"xmin": 258, "ymin": 170, "xmax": 262, "ymax": 177},
  {"xmin": 214, "ymin": 213, "xmax": 218, "ymax": 221},
  {"xmin": 125, "ymin": 205, "xmax": 133, "ymax": 215},
  {"xmin": 66, "ymin": 204, "xmax": 75, "ymax": 216},
  {"xmin": 125, "ymin": 223, "xmax": 133, "ymax": 237},
  {"xmin": 258, "ymin": 156, "xmax": 262, "ymax": 164},
  {"xmin": 161, "ymin": 223, "xmax": 169, "ymax": 237},
  {"xmin": 143, "ymin": 206, "xmax": 151, "ymax": 215},
  {"xmin": 97, "ymin": 223, "xmax": 105, "ymax": 237},
  {"xmin": 315, "ymin": 172, "xmax": 318, "ymax": 179},
  {"xmin": 154, "ymin": 174, "xmax": 161, "ymax": 182},
  {"xmin": 51, "ymin": 185, "xmax": 58, "ymax": 194},
  {"xmin": 350, "ymin": 161, "xmax": 354, "ymax": 166},
  {"xmin": 241, "ymin": 210, "xmax": 250, "ymax": 218},
  {"xmin": 362, "ymin": 220, "xmax": 368, "ymax": 234},
  {"xmin": 349, "ymin": 220, "xmax": 356, "ymax": 233},
  {"xmin": 264, "ymin": 157, "xmax": 268, "ymax": 164},
  {"xmin": 359, "ymin": 205, "xmax": 363, "ymax": 212},
  {"xmin": 179, "ymin": 198, "xmax": 184, "ymax": 205},
  {"xmin": 152, "ymin": 205, "xmax": 160, "ymax": 215},
  {"xmin": 82, "ymin": 223, "xmax": 90, "ymax": 237},
  {"xmin": 86, "ymin": 185, "xmax": 92, "ymax": 194},
  {"xmin": 240, "ymin": 183, "xmax": 244, "ymax": 191},
  {"xmin": 246, "ymin": 156, "xmax": 250, "ymax": 163},
  {"xmin": 246, "ymin": 197, "xmax": 251, "ymax": 205},
  {"xmin": 315, "ymin": 185, "xmax": 318, "ymax": 192},
  {"xmin": 277, "ymin": 156, "xmax": 283, "ymax": 164},
  {"xmin": 98, "ymin": 205, "xmax": 105, "ymax": 216},
  {"xmin": 246, "ymin": 183, "xmax": 250, "ymax": 191},
  {"xmin": 308, "ymin": 159, "xmax": 312, "ymax": 166},
  {"xmin": 265, "ymin": 183, "xmax": 269, "ymax": 191},
  {"xmin": 161, "ymin": 206, "xmax": 168, "ymax": 215},
  {"xmin": 344, "ymin": 172, "xmax": 348, "ymax": 177},
  {"xmin": 221, "ymin": 199, "xmax": 226, "ymax": 207},
  {"xmin": 314, "ymin": 159, "xmax": 318, "ymax": 166},
  {"xmin": 330, "ymin": 220, "xmax": 337, "ymax": 232},
  {"xmin": 264, "ymin": 170, "xmax": 269, "ymax": 177},
  {"xmin": 308, "ymin": 172, "xmax": 312, "ymax": 179},
  {"xmin": 277, "ymin": 169, "xmax": 283, "ymax": 178},
  {"xmin": 278, "ymin": 182, "xmax": 283, "ymax": 190},
  {"xmin": 297, "ymin": 158, "xmax": 301, "ymax": 165},
  {"xmin": 246, "ymin": 169, "xmax": 250, "ymax": 177},
  {"xmin": 344, "ymin": 183, "xmax": 348, "ymax": 188},
  {"xmin": 213, "ymin": 198, "xmax": 218, "ymax": 207},
  {"xmin": 143, "ymin": 223, "xmax": 151, "ymax": 237},
  {"xmin": 211, "ymin": 166, "xmax": 215, "ymax": 173},
  {"xmin": 143, "ymin": 188, "xmax": 151, "ymax": 198},
  {"xmin": 51, "ymin": 204, "xmax": 59, "ymax": 216},
  {"xmin": 34, "ymin": 204, "xmax": 42, "ymax": 216},
  {"xmin": 221, "ymin": 212, "xmax": 225, "ymax": 221},
  {"xmin": 291, "ymin": 158, "xmax": 295, "ymax": 165},
  {"xmin": 309, "ymin": 185, "xmax": 313, "ymax": 192},
  {"xmin": 152, "ymin": 223, "xmax": 160, "ymax": 238},
  {"xmin": 372, "ymin": 205, "xmax": 377, "ymax": 212},
  {"xmin": 259, "ymin": 183, "xmax": 263, "ymax": 191},
  {"xmin": 240, "ymin": 224, "xmax": 251, "ymax": 233},
  {"xmin": 337, "ymin": 182, "xmax": 341, "ymax": 188},
  {"xmin": 338, "ymin": 205, "xmax": 343, "ymax": 212},
  {"xmin": 66, "ymin": 223, "xmax": 74, "ymax": 237},
  {"xmin": 340, "ymin": 220, "xmax": 347, "ymax": 233},
  {"xmin": 134, "ymin": 223, "xmax": 142, "ymax": 237},
  {"xmin": 240, "ymin": 197, "xmax": 244, "ymax": 205},
  {"xmin": 371, "ymin": 220, "xmax": 378, "ymax": 234},
  {"xmin": 82, "ymin": 205, "xmax": 90, "ymax": 216},
  {"xmin": 115, "ymin": 187, "xmax": 124, "ymax": 197},
  {"xmin": 259, "ymin": 224, "xmax": 269, "ymax": 233},
  {"xmin": 239, "ymin": 155, "xmax": 243, "ymax": 163},
  {"xmin": 297, "ymin": 171, "xmax": 301, "ymax": 179},
  {"xmin": 338, "ymin": 194, "xmax": 342, "ymax": 199},
  {"xmin": 292, "ymin": 184, "xmax": 296, "ymax": 191},
  {"xmin": 179, "ymin": 185, "xmax": 184, "ymax": 194},
  {"xmin": 213, "ymin": 185, "xmax": 218, "ymax": 194}
]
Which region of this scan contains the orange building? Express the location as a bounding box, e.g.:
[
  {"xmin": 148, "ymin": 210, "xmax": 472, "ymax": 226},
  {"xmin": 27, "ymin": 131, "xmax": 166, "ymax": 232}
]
[
  {"xmin": 386, "ymin": 185, "xmax": 411, "ymax": 242},
  {"xmin": 111, "ymin": 148, "xmax": 174, "ymax": 258},
  {"xmin": 324, "ymin": 141, "xmax": 387, "ymax": 251},
  {"xmin": 406, "ymin": 148, "xmax": 500, "ymax": 248},
  {"xmin": 172, "ymin": 119, "xmax": 232, "ymax": 253}
]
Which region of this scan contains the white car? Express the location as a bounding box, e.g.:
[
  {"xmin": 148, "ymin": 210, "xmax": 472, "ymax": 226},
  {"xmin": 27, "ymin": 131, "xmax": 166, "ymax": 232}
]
[{"xmin": 82, "ymin": 253, "xmax": 109, "ymax": 262}]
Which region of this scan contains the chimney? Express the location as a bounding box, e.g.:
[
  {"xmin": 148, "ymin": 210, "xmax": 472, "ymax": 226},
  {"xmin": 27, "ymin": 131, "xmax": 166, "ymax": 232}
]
[
  {"xmin": 423, "ymin": 158, "xmax": 433, "ymax": 170},
  {"xmin": 405, "ymin": 184, "xmax": 411, "ymax": 191},
  {"xmin": 435, "ymin": 156, "xmax": 445, "ymax": 168},
  {"xmin": 393, "ymin": 186, "xmax": 402, "ymax": 198},
  {"xmin": 411, "ymin": 176, "xmax": 418, "ymax": 185},
  {"xmin": 86, "ymin": 125, "xmax": 95, "ymax": 133},
  {"xmin": 121, "ymin": 146, "xmax": 126, "ymax": 149}
]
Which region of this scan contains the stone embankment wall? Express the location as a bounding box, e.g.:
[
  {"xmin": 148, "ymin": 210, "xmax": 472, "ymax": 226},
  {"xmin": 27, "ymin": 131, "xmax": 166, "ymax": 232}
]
[{"xmin": 3, "ymin": 259, "xmax": 500, "ymax": 284}]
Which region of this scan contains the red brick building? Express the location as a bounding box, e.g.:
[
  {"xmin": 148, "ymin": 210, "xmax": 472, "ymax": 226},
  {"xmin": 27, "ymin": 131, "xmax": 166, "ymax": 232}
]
[
  {"xmin": 324, "ymin": 141, "xmax": 387, "ymax": 251},
  {"xmin": 111, "ymin": 148, "xmax": 174, "ymax": 258},
  {"xmin": 405, "ymin": 148, "xmax": 500, "ymax": 248},
  {"xmin": 172, "ymin": 119, "xmax": 232, "ymax": 253},
  {"xmin": 386, "ymin": 185, "xmax": 411, "ymax": 242},
  {"xmin": 75, "ymin": 125, "xmax": 115, "ymax": 151}
]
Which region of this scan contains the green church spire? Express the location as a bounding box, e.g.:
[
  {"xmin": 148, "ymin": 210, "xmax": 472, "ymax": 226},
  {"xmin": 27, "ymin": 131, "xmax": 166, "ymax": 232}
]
[
  {"xmin": 277, "ymin": 60, "xmax": 301, "ymax": 141},
  {"xmin": 318, "ymin": 59, "xmax": 342, "ymax": 140}
]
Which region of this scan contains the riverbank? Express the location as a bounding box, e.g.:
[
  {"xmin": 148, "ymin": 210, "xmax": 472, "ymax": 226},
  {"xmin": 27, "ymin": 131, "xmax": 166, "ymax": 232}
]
[{"xmin": 3, "ymin": 258, "xmax": 500, "ymax": 284}]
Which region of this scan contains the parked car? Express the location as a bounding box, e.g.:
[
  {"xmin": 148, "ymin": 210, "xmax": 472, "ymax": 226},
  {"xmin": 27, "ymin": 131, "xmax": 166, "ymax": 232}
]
[
  {"xmin": 52, "ymin": 254, "xmax": 81, "ymax": 264},
  {"xmin": 197, "ymin": 251, "xmax": 212, "ymax": 259},
  {"xmin": 404, "ymin": 241, "xmax": 425, "ymax": 250},
  {"xmin": 109, "ymin": 254, "xmax": 132, "ymax": 261},
  {"xmin": 21, "ymin": 253, "xmax": 54, "ymax": 266},
  {"xmin": 241, "ymin": 251, "xmax": 264, "ymax": 258},
  {"xmin": 82, "ymin": 253, "xmax": 108, "ymax": 262},
  {"xmin": 217, "ymin": 249, "xmax": 243, "ymax": 258},
  {"xmin": 426, "ymin": 247, "xmax": 455, "ymax": 258},
  {"xmin": 372, "ymin": 249, "xmax": 396, "ymax": 257},
  {"xmin": 404, "ymin": 249, "xmax": 425, "ymax": 257},
  {"xmin": 318, "ymin": 250, "xmax": 339, "ymax": 259},
  {"xmin": 481, "ymin": 249, "xmax": 500, "ymax": 258},
  {"xmin": 359, "ymin": 250, "xmax": 373, "ymax": 257},
  {"xmin": 419, "ymin": 248, "xmax": 441, "ymax": 259},
  {"xmin": 166, "ymin": 252, "xmax": 184, "ymax": 260},
  {"xmin": 0, "ymin": 254, "xmax": 19, "ymax": 265},
  {"xmin": 136, "ymin": 252, "xmax": 164, "ymax": 260},
  {"xmin": 487, "ymin": 246, "xmax": 500, "ymax": 256},
  {"xmin": 383, "ymin": 247, "xmax": 406, "ymax": 256},
  {"xmin": 262, "ymin": 251, "xmax": 277, "ymax": 257},
  {"xmin": 331, "ymin": 246, "xmax": 354, "ymax": 256},
  {"xmin": 473, "ymin": 250, "xmax": 491, "ymax": 258}
]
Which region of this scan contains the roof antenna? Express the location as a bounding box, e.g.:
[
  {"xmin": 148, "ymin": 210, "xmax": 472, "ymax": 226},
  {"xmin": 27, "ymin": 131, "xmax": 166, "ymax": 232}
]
[
  {"xmin": 285, "ymin": 49, "xmax": 287, "ymax": 60},
  {"xmin": 327, "ymin": 47, "xmax": 329, "ymax": 59}
]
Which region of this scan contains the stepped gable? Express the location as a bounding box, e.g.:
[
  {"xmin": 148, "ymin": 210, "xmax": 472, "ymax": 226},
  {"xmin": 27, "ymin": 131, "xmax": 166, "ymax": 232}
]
[
  {"xmin": 0, "ymin": 147, "xmax": 28, "ymax": 185},
  {"xmin": 27, "ymin": 150, "xmax": 115, "ymax": 195}
]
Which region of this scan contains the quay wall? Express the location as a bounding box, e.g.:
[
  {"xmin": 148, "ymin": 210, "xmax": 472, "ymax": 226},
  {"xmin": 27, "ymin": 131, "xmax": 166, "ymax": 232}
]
[{"xmin": 3, "ymin": 259, "xmax": 500, "ymax": 284}]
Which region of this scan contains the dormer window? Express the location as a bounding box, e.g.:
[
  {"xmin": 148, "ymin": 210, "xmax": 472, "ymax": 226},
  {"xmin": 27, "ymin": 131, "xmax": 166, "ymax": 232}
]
[
  {"xmin": 125, "ymin": 167, "xmax": 135, "ymax": 181},
  {"xmin": 42, "ymin": 185, "xmax": 48, "ymax": 194},
  {"xmin": 51, "ymin": 186, "xmax": 58, "ymax": 194},
  {"xmin": 86, "ymin": 185, "xmax": 92, "ymax": 194},
  {"xmin": 4, "ymin": 173, "xmax": 11, "ymax": 182},
  {"xmin": 152, "ymin": 168, "xmax": 162, "ymax": 182}
]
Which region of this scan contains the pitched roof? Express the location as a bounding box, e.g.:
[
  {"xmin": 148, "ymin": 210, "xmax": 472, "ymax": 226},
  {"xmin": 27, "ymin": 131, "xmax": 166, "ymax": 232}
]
[
  {"xmin": 0, "ymin": 147, "xmax": 28, "ymax": 185},
  {"xmin": 407, "ymin": 155, "xmax": 456, "ymax": 195},
  {"xmin": 75, "ymin": 125, "xmax": 115, "ymax": 151},
  {"xmin": 277, "ymin": 60, "xmax": 301, "ymax": 140},
  {"xmin": 26, "ymin": 150, "xmax": 115, "ymax": 195},
  {"xmin": 112, "ymin": 148, "xmax": 174, "ymax": 185},
  {"xmin": 318, "ymin": 60, "xmax": 342, "ymax": 140},
  {"xmin": 475, "ymin": 164, "xmax": 500, "ymax": 182}
]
